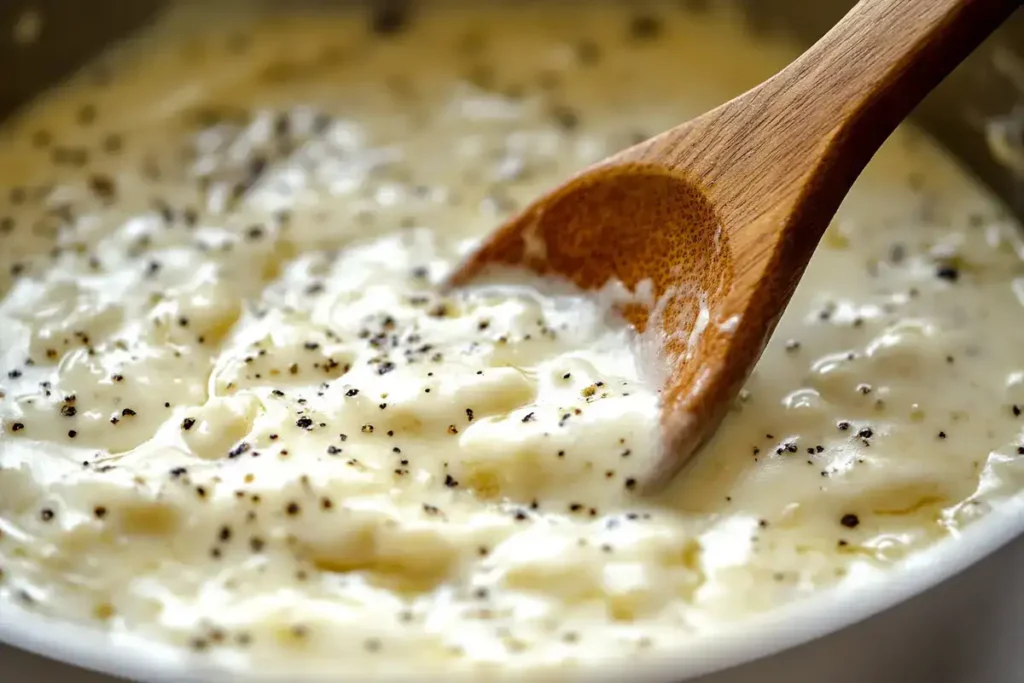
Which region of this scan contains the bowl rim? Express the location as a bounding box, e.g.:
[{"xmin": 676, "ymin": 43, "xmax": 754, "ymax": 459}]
[{"xmin": 1, "ymin": 496, "xmax": 1022, "ymax": 682}]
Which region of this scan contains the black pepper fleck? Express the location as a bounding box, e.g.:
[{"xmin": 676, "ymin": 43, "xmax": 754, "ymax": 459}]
[
  {"xmin": 629, "ymin": 14, "xmax": 662, "ymax": 40},
  {"xmin": 369, "ymin": 1, "xmax": 409, "ymax": 35},
  {"xmin": 840, "ymin": 513, "xmax": 860, "ymax": 528}
]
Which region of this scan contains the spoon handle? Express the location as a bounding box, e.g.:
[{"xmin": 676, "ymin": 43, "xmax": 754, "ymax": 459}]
[
  {"xmin": 668, "ymin": 0, "xmax": 1020, "ymax": 230},
  {"xmin": 761, "ymin": 0, "xmax": 1019, "ymax": 187}
]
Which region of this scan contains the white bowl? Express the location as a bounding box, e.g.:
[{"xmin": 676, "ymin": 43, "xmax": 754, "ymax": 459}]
[{"xmin": 2, "ymin": 498, "xmax": 1022, "ymax": 682}]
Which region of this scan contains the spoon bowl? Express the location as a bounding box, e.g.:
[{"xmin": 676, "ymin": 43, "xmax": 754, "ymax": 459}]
[{"xmin": 449, "ymin": 162, "xmax": 742, "ymax": 490}]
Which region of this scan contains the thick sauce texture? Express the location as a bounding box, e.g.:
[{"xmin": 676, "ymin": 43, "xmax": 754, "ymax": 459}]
[{"xmin": 1, "ymin": 3, "xmax": 1023, "ymax": 678}]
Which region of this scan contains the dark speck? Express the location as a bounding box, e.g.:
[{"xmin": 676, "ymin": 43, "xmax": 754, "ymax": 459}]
[
  {"xmin": 575, "ymin": 40, "xmax": 601, "ymax": 65},
  {"xmin": 102, "ymin": 134, "xmax": 123, "ymax": 154},
  {"xmin": 629, "ymin": 15, "xmax": 662, "ymax": 40},
  {"xmin": 32, "ymin": 129, "xmax": 52, "ymax": 148},
  {"xmin": 88, "ymin": 174, "xmax": 116, "ymax": 201},
  {"xmin": 935, "ymin": 265, "xmax": 959, "ymax": 282},
  {"xmin": 370, "ymin": 1, "xmax": 409, "ymax": 36},
  {"xmin": 77, "ymin": 104, "xmax": 97, "ymax": 125},
  {"xmin": 550, "ymin": 105, "xmax": 579, "ymax": 131}
]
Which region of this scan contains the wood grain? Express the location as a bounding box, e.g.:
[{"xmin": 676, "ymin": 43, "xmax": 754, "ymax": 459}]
[{"xmin": 448, "ymin": 0, "xmax": 1021, "ymax": 491}]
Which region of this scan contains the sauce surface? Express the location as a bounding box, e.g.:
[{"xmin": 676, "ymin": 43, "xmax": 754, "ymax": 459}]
[{"xmin": 1, "ymin": 3, "xmax": 1023, "ymax": 678}]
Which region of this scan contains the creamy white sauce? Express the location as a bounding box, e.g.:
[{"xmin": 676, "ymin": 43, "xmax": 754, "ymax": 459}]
[{"xmin": 0, "ymin": 3, "xmax": 1023, "ymax": 679}]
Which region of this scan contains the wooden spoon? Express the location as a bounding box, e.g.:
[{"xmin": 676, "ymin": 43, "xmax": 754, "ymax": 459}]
[{"xmin": 447, "ymin": 0, "xmax": 1020, "ymax": 492}]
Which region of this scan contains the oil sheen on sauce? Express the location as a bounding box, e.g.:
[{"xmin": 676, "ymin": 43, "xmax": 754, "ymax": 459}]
[{"xmin": 1, "ymin": 3, "xmax": 1023, "ymax": 678}]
